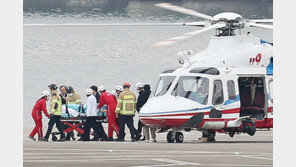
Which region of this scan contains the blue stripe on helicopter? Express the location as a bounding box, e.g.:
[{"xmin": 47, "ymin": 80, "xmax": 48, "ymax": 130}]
[
  {"xmin": 141, "ymin": 96, "xmax": 240, "ymax": 116},
  {"xmin": 140, "ymin": 106, "xmax": 214, "ymax": 115},
  {"xmin": 223, "ymin": 95, "xmax": 240, "ymax": 105}
]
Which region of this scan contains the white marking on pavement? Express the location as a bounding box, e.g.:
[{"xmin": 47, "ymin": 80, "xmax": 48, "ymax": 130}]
[
  {"xmin": 239, "ymin": 155, "xmax": 273, "ymax": 161},
  {"xmin": 132, "ymin": 158, "xmax": 199, "ymax": 167}
]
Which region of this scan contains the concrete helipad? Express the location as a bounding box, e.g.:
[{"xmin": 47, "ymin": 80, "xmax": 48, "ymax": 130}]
[{"xmin": 23, "ymin": 127, "xmax": 273, "ymax": 167}]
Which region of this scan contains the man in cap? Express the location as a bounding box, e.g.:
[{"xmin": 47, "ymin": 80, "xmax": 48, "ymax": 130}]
[
  {"xmin": 115, "ymin": 83, "xmax": 141, "ymax": 142},
  {"xmin": 40, "ymin": 84, "xmax": 65, "ymax": 142}
]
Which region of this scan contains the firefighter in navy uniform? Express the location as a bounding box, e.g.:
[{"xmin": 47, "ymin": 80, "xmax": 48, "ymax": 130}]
[
  {"xmin": 40, "ymin": 84, "xmax": 65, "ymax": 142},
  {"xmin": 115, "ymin": 83, "xmax": 141, "ymax": 142}
]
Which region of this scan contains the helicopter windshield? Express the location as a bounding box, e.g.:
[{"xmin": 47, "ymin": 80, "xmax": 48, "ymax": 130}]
[
  {"xmin": 171, "ymin": 76, "xmax": 209, "ymax": 105},
  {"xmin": 153, "ymin": 76, "xmax": 176, "ymax": 97}
]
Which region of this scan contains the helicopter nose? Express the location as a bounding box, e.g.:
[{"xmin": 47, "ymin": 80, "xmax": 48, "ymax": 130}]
[{"xmin": 139, "ymin": 96, "xmax": 199, "ymax": 127}]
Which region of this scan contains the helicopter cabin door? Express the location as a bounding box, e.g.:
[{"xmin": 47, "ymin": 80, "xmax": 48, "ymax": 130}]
[
  {"xmin": 238, "ymin": 76, "xmax": 267, "ymax": 120},
  {"xmin": 209, "ymin": 75, "xmax": 240, "ymax": 120}
]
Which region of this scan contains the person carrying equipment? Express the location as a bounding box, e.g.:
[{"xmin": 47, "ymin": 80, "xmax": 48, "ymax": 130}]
[
  {"xmin": 98, "ymin": 86, "xmax": 119, "ymax": 141},
  {"xmin": 90, "ymin": 85, "xmax": 100, "ymax": 103},
  {"xmin": 115, "ymin": 82, "xmax": 141, "ymax": 142},
  {"xmin": 40, "ymin": 84, "xmax": 65, "ymax": 142},
  {"xmin": 83, "ymin": 88, "xmax": 106, "ymax": 141},
  {"xmin": 28, "ymin": 91, "xmax": 51, "ymax": 141}
]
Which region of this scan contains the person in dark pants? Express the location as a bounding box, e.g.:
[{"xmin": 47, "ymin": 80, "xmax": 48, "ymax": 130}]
[
  {"xmin": 40, "ymin": 84, "xmax": 65, "ymax": 142},
  {"xmin": 115, "ymin": 83, "xmax": 141, "ymax": 142},
  {"xmin": 136, "ymin": 82, "xmax": 145, "ymax": 140},
  {"xmin": 83, "ymin": 88, "xmax": 107, "ymax": 141},
  {"xmin": 90, "ymin": 85, "xmax": 100, "ymax": 103},
  {"xmin": 88, "ymin": 85, "xmax": 108, "ymax": 141}
]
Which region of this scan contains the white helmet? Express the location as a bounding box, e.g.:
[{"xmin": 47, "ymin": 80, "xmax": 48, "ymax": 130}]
[
  {"xmin": 136, "ymin": 82, "xmax": 144, "ymax": 90},
  {"xmin": 86, "ymin": 88, "xmax": 93, "ymax": 96},
  {"xmin": 42, "ymin": 90, "xmax": 50, "ymax": 97},
  {"xmin": 110, "ymin": 90, "xmax": 117, "ymax": 96},
  {"xmin": 115, "ymin": 85, "xmax": 123, "ymax": 92},
  {"xmin": 98, "ymin": 85, "xmax": 106, "ymax": 92}
]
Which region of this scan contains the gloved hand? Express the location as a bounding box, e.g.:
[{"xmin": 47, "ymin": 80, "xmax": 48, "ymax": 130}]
[{"xmin": 116, "ymin": 113, "xmax": 119, "ymax": 118}]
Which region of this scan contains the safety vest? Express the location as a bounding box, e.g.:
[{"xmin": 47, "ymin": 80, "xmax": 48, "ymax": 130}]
[
  {"xmin": 50, "ymin": 91, "xmax": 62, "ymax": 116},
  {"xmin": 66, "ymin": 92, "xmax": 81, "ymax": 105},
  {"xmin": 116, "ymin": 89, "xmax": 137, "ymax": 115}
]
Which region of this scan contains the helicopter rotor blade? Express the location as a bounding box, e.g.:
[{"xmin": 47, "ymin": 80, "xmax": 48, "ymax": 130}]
[
  {"xmin": 23, "ymin": 23, "xmax": 188, "ymax": 27},
  {"xmin": 151, "ymin": 23, "xmax": 225, "ymax": 47},
  {"xmin": 183, "ymin": 21, "xmax": 206, "ymax": 27},
  {"xmin": 249, "ymin": 19, "xmax": 273, "ymax": 23},
  {"xmin": 248, "ymin": 23, "xmax": 273, "ymax": 29},
  {"xmin": 155, "ymin": 3, "xmax": 213, "ymax": 20}
]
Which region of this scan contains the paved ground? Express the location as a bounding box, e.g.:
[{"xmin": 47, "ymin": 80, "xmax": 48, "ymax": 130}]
[{"xmin": 23, "ymin": 127, "xmax": 273, "ymax": 167}]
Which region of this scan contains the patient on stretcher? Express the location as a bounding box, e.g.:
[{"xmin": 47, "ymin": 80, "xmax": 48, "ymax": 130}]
[{"xmin": 61, "ymin": 104, "xmax": 107, "ymax": 118}]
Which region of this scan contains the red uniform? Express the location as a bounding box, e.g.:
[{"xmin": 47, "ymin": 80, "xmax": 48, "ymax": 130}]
[
  {"xmin": 29, "ymin": 98, "xmax": 50, "ymax": 140},
  {"xmin": 98, "ymin": 92, "xmax": 119, "ymax": 138}
]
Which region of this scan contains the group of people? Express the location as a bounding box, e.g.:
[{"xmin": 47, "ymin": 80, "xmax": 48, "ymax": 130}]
[{"xmin": 28, "ymin": 82, "xmax": 157, "ymax": 142}]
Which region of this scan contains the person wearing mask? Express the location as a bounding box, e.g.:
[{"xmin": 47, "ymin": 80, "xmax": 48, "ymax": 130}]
[
  {"xmin": 114, "ymin": 85, "xmax": 123, "ymax": 99},
  {"xmin": 40, "ymin": 84, "xmax": 65, "ymax": 142},
  {"xmin": 65, "ymin": 86, "xmax": 81, "ymax": 105},
  {"xmin": 28, "ymin": 91, "xmax": 51, "ymax": 141},
  {"xmin": 83, "ymin": 88, "xmax": 106, "ymax": 141},
  {"xmin": 88, "ymin": 85, "xmax": 101, "ymax": 141},
  {"xmin": 115, "ymin": 83, "xmax": 141, "ymax": 142},
  {"xmin": 98, "ymin": 86, "xmax": 119, "ymax": 141},
  {"xmin": 136, "ymin": 82, "xmax": 145, "ymax": 141},
  {"xmin": 141, "ymin": 84, "xmax": 157, "ymax": 142},
  {"xmin": 90, "ymin": 85, "xmax": 100, "ymax": 103}
]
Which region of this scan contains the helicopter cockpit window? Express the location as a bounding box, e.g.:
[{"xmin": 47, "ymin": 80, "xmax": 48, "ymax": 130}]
[
  {"xmin": 212, "ymin": 80, "xmax": 224, "ymax": 105},
  {"xmin": 171, "ymin": 76, "xmax": 209, "ymax": 105},
  {"xmin": 153, "ymin": 76, "xmax": 176, "ymax": 97}
]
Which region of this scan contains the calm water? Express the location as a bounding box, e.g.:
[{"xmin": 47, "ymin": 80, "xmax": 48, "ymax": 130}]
[{"xmin": 23, "ymin": 0, "xmax": 273, "ymax": 126}]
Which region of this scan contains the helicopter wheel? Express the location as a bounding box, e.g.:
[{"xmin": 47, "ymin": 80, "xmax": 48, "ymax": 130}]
[
  {"xmin": 175, "ymin": 132, "xmax": 184, "ymax": 143},
  {"xmin": 207, "ymin": 131, "xmax": 216, "ymax": 142},
  {"xmin": 167, "ymin": 131, "xmax": 175, "ymax": 143}
]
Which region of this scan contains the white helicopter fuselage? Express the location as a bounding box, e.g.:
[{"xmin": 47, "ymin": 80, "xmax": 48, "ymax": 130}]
[{"xmin": 139, "ymin": 35, "xmax": 273, "ymax": 132}]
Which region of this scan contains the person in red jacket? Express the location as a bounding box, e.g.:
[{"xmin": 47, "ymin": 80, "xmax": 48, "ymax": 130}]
[
  {"xmin": 28, "ymin": 91, "xmax": 51, "ymax": 141},
  {"xmin": 98, "ymin": 86, "xmax": 119, "ymax": 141}
]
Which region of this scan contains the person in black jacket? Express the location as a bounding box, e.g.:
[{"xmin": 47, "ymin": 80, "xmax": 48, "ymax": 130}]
[
  {"xmin": 136, "ymin": 83, "xmax": 151, "ymax": 141},
  {"xmin": 90, "ymin": 85, "xmax": 100, "ymax": 104},
  {"xmin": 141, "ymin": 84, "xmax": 157, "ymax": 142}
]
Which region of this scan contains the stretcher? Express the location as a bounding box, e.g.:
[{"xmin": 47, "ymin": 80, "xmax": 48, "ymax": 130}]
[{"xmin": 51, "ymin": 104, "xmax": 108, "ymax": 141}]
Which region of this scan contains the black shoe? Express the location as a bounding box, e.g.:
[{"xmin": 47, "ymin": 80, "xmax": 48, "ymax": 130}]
[
  {"xmin": 140, "ymin": 137, "xmax": 145, "ymax": 141},
  {"xmin": 135, "ymin": 134, "xmax": 142, "ymax": 141},
  {"xmin": 57, "ymin": 138, "xmax": 65, "ymax": 142},
  {"xmin": 114, "ymin": 138, "xmax": 124, "ymax": 142},
  {"xmin": 91, "ymin": 138, "xmax": 99, "ymax": 141},
  {"xmin": 28, "ymin": 136, "xmax": 36, "ymax": 141},
  {"xmin": 39, "ymin": 137, "xmax": 48, "ymax": 142},
  {"xmin": 78, "ymin": 138, "xmax": 83, "ymax": 141},
  {"xmin": 131, "ymin": 138, "xmax": 135, "ymax": 142},
  {"xmin": 108, "ymin": 137, "xmax": 114, "ymax": 141}
]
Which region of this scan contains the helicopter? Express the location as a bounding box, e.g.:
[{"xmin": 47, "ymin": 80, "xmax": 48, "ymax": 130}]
[{"xmin": 138, "ymin": 3, "xmax": 273, "ymax": 143}]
